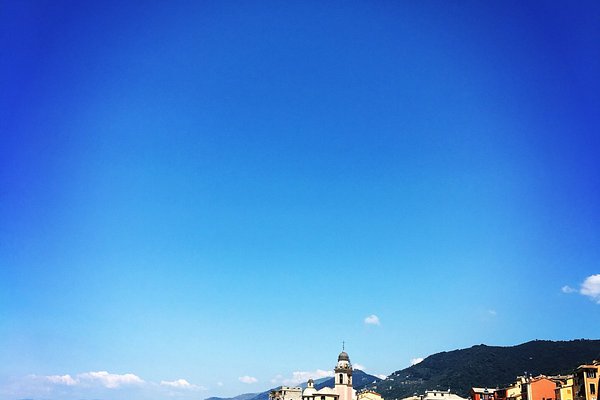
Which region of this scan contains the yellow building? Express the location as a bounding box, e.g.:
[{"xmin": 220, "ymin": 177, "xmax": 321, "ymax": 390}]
[
  {"xmin": 554, "ymin": 376, "xmax": 574, "ymax": 400},
  {"xmin": 574, "ymin": 361, "xmax": 599, "ymax": 400},
  {"xmin": 506, "ymin": 376, "xmax": 527, "ymax": 400}
]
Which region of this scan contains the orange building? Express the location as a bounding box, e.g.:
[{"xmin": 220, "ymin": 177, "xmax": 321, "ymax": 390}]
[
  {"xmin": 521, "ymin": 376, "xmax": 557, "ymax": 400},
  {"xmin": 471, "ymin": 388, "xmax": 495, "ymax": 400}
]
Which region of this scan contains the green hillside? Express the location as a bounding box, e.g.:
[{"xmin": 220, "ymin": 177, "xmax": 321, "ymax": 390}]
[{"xmin": 369, "ymin": 339, "xmax": 600, "ymax": 399}]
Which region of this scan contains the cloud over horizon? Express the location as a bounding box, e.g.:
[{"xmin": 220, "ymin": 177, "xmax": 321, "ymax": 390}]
[
  {"xmin": 271, "ymin": 369, "xmax": 333, "ymax": 385},
  {"xmin": 45, "ymin": 374, "xmax": 78, "ymax": 386},
  {"xmin": 161, "ymin": 378, "xmax": 205, "ymax": 390},
  {"xmin": 580, "ymin": 274, "xmax": 600, "ymax": 303},
  {"xmin": 239, "ymin": 376, "xmax": 258, "ymax": 384},
  {"xmin": 5, "ymin": 371, "xmax": 208, "ymax": 400},
  {"xmin": 32, "ymin": 371, "xmax": 146, "ymax": 389},
  {"xmin": 364, "ymin": 315, "xmax": 380, "ymax": 326},
  {"xmin": 78, "ymin": 371, "xmax": 145, "ymax": 388},
  {"xmin": 562, "ymin": 274, "xmax": 600, "ymax": 304}
]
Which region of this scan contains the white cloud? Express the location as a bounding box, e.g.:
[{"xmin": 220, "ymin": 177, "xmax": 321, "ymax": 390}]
[
  {"xmin": 217, "ymin": 381, "xmax": 224, "ymax": 387},
  {"xmin": 239, "ymin": 376, "xmax": 258, "ymax": 384},
  {"xmin": 45, "ymin": 374, "xmax": 77, "ymax": 386},
  {"xmin": 353, "ymin": 363, "xmax": 366, "ymax": 371},
  {"xmin": 580, "ymin": 274, "xmax": 600, "ymax": 303},
  {"xmin": 272, "ymin": 369, "xmax": 333, "ymax": 386},
  {"xmin": 562, "ymin": 285, "xmax": 576, "ymax": 293},
  {"xmin": 36, "ymin": 371, "xmax": 144, "ymax": 389},
  {"xmin": 410, "ymin": 357, "xmax": 424, "ymax": 365},
  {"xmin": 487, "ymin": 309, "xmax": 497, "ymax": 316},
  {"xmin": 161, "ymin": 379, "xmax": 192, "ymax": 388},
  {"xmin": 563, "ymin": 275, "xmax": 600, "ymax": 303},
  {"xmin": 9, "ymin": 371, "xmax": 210, "ymax": 399},
  {"xmin": 78, "ymin": 371, "xmax": 145, "ymax": 388},
  {"xmin": 376, "ymin": 374, "xmax": 387, "ymax": 380},
  {"xmin": 364, "ymin": 314, "xmax": 380, "ymax": 325},
  {"xmin": 160, "ymin": 379, "xmax": 204, "ymax": 390}
]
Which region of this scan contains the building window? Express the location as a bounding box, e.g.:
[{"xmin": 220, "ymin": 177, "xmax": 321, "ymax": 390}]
[
  {"xmin": 591, "ymin": 384, "xmax": 596, "ymax": 395},
  {"xmin": 339, "ymin": 374, "xmax": 343, "ymax": 384}
]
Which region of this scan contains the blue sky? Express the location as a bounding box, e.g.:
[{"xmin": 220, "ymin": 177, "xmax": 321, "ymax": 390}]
[{"xmin": 1, "ymin": 1, "xmax": 599, "ymax": 399}]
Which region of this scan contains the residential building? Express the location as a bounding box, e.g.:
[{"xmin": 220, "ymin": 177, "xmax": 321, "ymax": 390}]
[
  {"xmin": 422, "ymin": 390, "xmax": 466, "ymax": 400},
  {"xmin": 574, "ymin": 361, "xmax": 599, "ymax": 400},
  {"xmin": 400, "ymin": 395, "xmax": 420, "ymax": 400},
  {"xmin": 472, "ymin": 388, "xmax": 495, "ymax": 400},
  {"xmin": 357, "ymin": 390, "xmax": 383, "ymax": 400},
  {"xmin": 554, "ymin": 376, "xmax": 574, "ymax": 400},
  {"xmin": 506, "ymin": 377, "xmax": 528, "ymax": 400},
  {"xmin": 271, "ymin": 386, "xmax": 303, "ymax": 400},
  {"xmin": 403, "ymin": 390, "xmax": 466, "ymax": 400},
  {"xmin": 495, "ymin": 388, "xmax": 507, "ymax": 400},
  {"xmin": 521, "ymin": 376, "xmax": 556, "ymax": 400}
]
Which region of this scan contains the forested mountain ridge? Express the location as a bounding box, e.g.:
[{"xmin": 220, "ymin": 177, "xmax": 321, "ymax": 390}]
[{"xmin": 369, "ymin": 339, "xmax": 600, "ymax": 399}]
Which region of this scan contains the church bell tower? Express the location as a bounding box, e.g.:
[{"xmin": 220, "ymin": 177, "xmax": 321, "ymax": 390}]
[{"xmin": 334, "ymin": 347, "xmax": 354, "ymax": 400}]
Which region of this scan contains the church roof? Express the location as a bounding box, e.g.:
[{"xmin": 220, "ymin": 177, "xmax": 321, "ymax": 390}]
[
  {"xmin": 338, "ymin": 351, "xmax": 350, "ymax": 361},
  {"xmin": 315, "ymin": 387, "xmax": 339, "ymax": 396},
  {"xmin": 303, "ymin": 386, "xmax": 317, "ymax": 396}
]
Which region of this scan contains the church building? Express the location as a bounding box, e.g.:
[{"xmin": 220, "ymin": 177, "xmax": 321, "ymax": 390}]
[{"xmin": 301, "ymin": 351, "xmax": 358, "ymax": 400}]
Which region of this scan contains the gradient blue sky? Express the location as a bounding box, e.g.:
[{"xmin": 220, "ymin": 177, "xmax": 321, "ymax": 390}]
[{"xmin": 1, "ymin": 1, "xmax": 599, "ymax": 399}]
